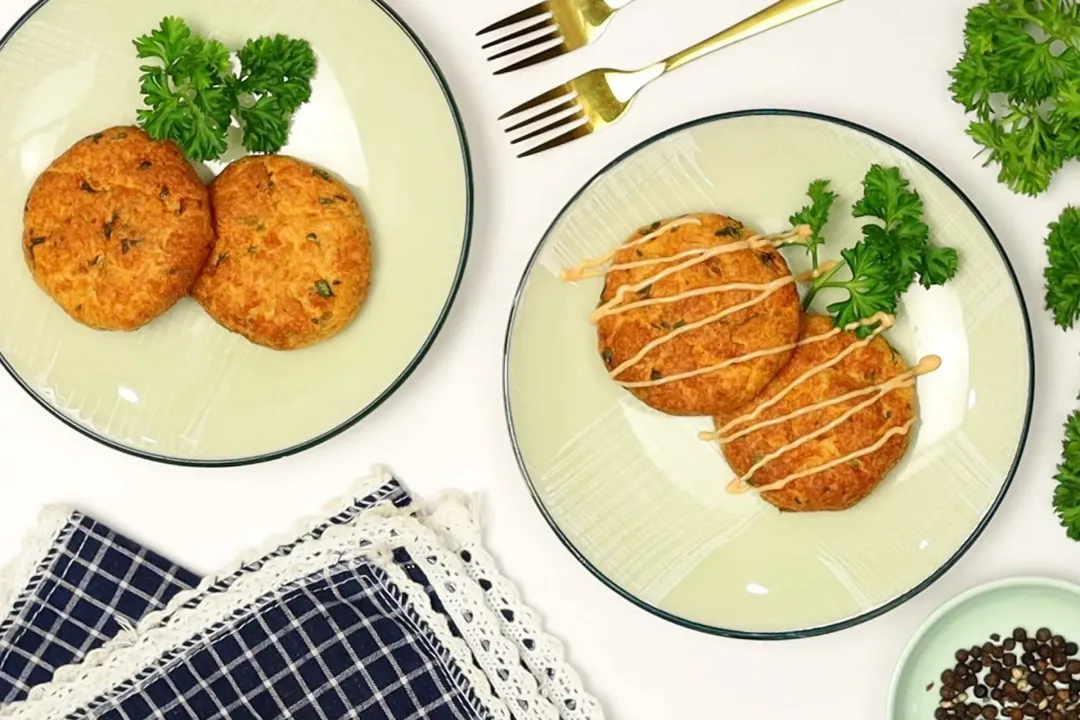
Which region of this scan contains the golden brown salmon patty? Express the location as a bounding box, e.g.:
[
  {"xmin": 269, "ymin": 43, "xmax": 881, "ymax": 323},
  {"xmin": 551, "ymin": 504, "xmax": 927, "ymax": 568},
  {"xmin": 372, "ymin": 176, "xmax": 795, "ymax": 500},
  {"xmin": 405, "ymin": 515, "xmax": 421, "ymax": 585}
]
[
  {"xmin": 22, "ymin": 126, "xmax": 213, "ymax": 331},
  {"xmin": 193, "ymin": 155, "xmax": 372, "ymax": 351},
  {"xmin": 717, "ymin": 315, "xmax": 917, "ymax": 512},
  {"xmin": 596, "ymin": 213, "xmax": 802, "ymax": 416}
]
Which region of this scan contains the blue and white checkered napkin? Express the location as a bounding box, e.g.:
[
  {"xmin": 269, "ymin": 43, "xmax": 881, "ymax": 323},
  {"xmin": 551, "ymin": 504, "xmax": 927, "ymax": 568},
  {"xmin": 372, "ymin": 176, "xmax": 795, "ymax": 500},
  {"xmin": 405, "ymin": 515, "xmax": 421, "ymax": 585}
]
[{"xmin": 0, "ymin": 469, "xmax": 602, "ymax": 720}]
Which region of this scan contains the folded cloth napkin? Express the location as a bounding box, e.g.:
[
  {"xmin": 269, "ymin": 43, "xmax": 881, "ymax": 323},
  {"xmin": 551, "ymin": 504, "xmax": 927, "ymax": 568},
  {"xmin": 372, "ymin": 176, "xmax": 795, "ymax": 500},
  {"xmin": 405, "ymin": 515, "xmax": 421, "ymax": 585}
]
[{"xmin": 0, "ymin": 468, "xmax": 601, "ymax": 720}]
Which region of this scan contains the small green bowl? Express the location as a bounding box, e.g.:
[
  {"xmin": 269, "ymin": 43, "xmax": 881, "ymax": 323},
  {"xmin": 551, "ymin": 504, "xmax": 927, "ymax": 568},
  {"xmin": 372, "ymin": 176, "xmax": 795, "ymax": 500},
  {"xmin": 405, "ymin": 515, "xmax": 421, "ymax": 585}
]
[{"xmin": 888, "ymin": 577, "xmax": 1080, "ymax": 719}]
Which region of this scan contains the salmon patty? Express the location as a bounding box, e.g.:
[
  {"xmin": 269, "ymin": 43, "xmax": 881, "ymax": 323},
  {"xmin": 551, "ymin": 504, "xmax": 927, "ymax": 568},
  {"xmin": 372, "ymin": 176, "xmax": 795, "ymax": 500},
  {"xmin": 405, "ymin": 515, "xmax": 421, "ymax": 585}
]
[
  {"xmin": 594, "ymin": 213, "xmax": 802, "ymax": 416},
  {"xmin": 193, "ymin": 156, "xmax": 372, "ymax": 351},
  {"xmin": 716, "ymin": 315, "xmax": 918, "ymax": 512},
  {"xmin": 22, "ymin": 126, "xmax": 213, "ymax": 331}
]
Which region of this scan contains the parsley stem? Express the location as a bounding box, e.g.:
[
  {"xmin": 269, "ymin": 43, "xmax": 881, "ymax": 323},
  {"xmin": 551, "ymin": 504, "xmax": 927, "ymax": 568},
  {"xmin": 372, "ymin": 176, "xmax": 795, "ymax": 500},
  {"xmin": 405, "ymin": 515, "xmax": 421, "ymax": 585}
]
[{"xmin": 802, "ymin": 260, "xmax": 846, "ymax": 310}]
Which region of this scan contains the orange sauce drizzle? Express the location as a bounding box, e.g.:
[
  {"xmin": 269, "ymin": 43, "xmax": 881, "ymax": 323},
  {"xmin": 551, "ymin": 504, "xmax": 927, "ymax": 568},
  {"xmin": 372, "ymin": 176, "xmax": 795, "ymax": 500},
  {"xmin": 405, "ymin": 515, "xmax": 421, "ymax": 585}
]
[
  {"xmin": 558, "ymin": 215, "xmax": 943, "ymax": 503},
  {"xmin": 701, "ymin": 313, "xmax": 896, "ymax": 441},
  {"xmin": 560, "ymin": 217, "xmax": 703, "ymax": 282},
  {"xmin": 622, "ymin": 309, "xmax": 883, "ymax": 390},
  {"xmin": 608, "ymin": 265, "xmax": 831, "ymax": 381},
  {"xmin": 722, "ymin": 355, "xmax": 941, "ymax": 495},
  {"xmin": 589, "ymin": 227, "xmax": 810, "ymax": 320},
  {"xmin": 750, "ymin": 420, "xmax": 918, "ymax": 495}
]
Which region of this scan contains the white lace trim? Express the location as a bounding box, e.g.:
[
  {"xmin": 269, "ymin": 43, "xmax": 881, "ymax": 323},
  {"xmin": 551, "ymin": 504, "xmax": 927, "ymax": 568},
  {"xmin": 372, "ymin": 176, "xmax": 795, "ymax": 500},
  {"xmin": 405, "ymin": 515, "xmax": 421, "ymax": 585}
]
[
  {"xmin": 0, "ymin": 468, "xmax": 605, "ymax": 720},
  {"xmin": 425, "ymin": 494, "xmax": 605, "ymax": 720},
  {"xmin": 0, "ymin": 505, "xmax": 78, "ymax": 646},
  {"xmin": 0, "ymin": 512, "xmax": 514, "ymax": 720},
  {"xmin": 394, "ymin": 509, "xmax": 562, "ymax": 720}
]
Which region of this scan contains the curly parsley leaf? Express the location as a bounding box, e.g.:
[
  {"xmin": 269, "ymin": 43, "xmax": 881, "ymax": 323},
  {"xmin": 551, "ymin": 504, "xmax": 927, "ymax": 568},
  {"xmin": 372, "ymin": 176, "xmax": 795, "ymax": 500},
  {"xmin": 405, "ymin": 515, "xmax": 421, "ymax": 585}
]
[
  {"xmin": 852, "ymin": 164, "xmax": 924, "ymax": 227},
  {"xmin": 824, "ymin": 242, "xmax": 901, "ymax": 331},
  {"xmin": 798, "ymin": 165, "xmax": 960, "ymax": 333},
  {"xmin": 789, "ymin": 179, "xmax": 837, "ymax": 266},
  {"xmin": 1054, "ymin": 409, "xmax": 1080, "ymax": 541},
  {"xmin": 919, "ymin": 245, "xmax": 961, "ymax": 289},
  {"xmin": 236, "ymin": 97, "xmax": 291, "ymax": 155},
  {"xmin": 134, "ymin": 18, "xmax": 235, "ymax": 162},
  {"xmin": 949, "ymin": 1, "xmax": 1080, "ymax": 196},
  {"xmin": 134, "ymin": 18, "xmax": 316, "ymax": 161},
  {"xmin": 235, "ymin": 35, "xmax": 316, "ymax": 153},
  {"xmin": 853, "ymin": 165, "xmax": 954, "ymax": 291},
  {"xmin": 1044, "ymin": 206, "xmax": 1080, "ymax": 330},
  {"xmin": 968, "ymin": 111, "xmax": 1066, "ymax": 197}
]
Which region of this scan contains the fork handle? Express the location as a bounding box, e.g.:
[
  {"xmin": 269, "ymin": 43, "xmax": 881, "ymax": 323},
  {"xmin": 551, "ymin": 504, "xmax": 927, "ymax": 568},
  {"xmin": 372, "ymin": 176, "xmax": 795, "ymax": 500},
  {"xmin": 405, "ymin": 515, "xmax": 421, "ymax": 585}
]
[{"xmin": 662, "ymin": 0, "xmax": 846, "ymax": 72}]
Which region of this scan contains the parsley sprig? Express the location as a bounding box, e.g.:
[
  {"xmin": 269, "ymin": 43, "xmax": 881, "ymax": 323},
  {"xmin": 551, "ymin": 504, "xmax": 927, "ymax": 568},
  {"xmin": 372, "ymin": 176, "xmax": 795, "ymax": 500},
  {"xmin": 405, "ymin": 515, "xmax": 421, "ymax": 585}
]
[
  {"xmin": 1042, "ymin": 207, "xmax": 1080, "ymax": 540},
  {"xmin": 1044, "ymin": 206, "xmax": 1080, "ymax": 330},
  {"xmin": 949, "ymin": 0, "xmax": 1080, "ymax": 196},
  {"xmin": 1055, "ymin": 410, "xmax": 1080, "ymax": 541},
  {"xmin": 134, "ymin": 17, "xmax": 316, "ymax": 162},
  {"xmin": 789, "ymin": 179, "xmax": 837, "ymax": 269},
  {"xmin": 794, "ymin": 166, "xmax": 960, "ymax": 334}
]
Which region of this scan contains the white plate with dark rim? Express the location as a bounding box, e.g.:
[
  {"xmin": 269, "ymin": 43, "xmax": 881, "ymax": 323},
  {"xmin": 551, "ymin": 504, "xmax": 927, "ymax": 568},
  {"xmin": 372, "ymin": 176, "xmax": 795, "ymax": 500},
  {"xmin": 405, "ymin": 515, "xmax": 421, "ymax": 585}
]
[
  {"xmin": 0, "ymin": 0, "xmax": 472, "ymax": 466},
  {"xmin": 504, "ymin": 110, "xmax": 1033, "ymax": 638}
]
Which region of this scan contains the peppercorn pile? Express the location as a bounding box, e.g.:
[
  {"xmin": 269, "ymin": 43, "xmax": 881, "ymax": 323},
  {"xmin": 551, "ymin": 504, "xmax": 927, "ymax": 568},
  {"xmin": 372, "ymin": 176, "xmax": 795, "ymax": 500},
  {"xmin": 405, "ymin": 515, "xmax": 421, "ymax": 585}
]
[{"xmin": 934, "ymin": 628, "xmax": 1080, "ymax": 719}]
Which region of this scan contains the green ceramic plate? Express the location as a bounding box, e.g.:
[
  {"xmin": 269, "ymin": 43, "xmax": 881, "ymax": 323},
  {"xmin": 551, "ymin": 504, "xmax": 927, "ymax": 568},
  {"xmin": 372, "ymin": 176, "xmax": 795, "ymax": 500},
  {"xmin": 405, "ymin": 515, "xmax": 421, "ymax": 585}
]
[
  {"xmin": 504, "ymin": 110, "xmax": 1033, "ymax": 638},
  {"xmin": 0, "ymin": 0, "xmax": 471, "ymax": 465},
  {"xmin": 889, "ymin": 577, "xmax": 1080, "ymax": 719}
]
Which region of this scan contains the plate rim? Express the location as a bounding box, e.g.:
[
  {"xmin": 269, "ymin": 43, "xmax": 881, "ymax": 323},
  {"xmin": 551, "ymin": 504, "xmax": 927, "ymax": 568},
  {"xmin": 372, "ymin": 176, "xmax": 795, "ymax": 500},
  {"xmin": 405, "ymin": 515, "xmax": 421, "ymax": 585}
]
[
  {"xmin": 886, "ymin": 575, "xmax": 1080, "ymax": 718},
  {"xmin": 0, "ymin": 0, "xmax": 475, "ymax": 467},
  {"xmin": 501, "ymin": 108, "xmax": 1035, "ymax": 640}
]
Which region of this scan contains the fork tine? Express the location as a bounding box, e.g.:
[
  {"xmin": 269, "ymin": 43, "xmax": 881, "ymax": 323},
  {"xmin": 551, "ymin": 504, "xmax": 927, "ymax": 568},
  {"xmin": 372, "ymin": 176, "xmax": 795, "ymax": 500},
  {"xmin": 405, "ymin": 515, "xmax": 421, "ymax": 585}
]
[
  {"xmin": 498, "ymin": 84, "xmax": 574, "ymax": 121},
  {"xmin": 517, "ymin": 123, "xmax": 593, "ymax": 158},
  {"xmin": 510, "ymin": 107, "xmax": 586, "ymax": 144},
  {"xmin": 487, "ymin": 30, "xmax": 560, "ymax": 62},
  {"xmin": 493, "ymin": 43, "xmax": 569, "ymax": 75},
  {"xmin": 476, "ymin": 3, "xmax": 549, "ymax": 36},
  {"xmin": 505, "ymin": 97, "xmax": 578, "ymax": 132},
  {"xmin": 480, "ymin": 18, "xmax": 553, "ymax": 50}
]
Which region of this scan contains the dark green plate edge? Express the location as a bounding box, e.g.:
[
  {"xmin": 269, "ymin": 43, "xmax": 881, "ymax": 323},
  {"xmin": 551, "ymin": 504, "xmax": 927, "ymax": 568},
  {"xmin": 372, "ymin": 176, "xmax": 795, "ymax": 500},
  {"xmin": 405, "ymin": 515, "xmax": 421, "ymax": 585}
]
[
  {"xmin": 0, "ymin": 0, "xmax": 475, "ymax": 467},
  {"xmin": 501, "ymin": 108, "xmax": 1036, "ymax": 640}
]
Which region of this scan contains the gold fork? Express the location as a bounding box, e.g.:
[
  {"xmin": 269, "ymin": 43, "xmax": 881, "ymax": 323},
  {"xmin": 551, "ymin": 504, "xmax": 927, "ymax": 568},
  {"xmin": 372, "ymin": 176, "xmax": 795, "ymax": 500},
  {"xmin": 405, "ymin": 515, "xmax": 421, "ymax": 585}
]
[
  {"xmin": 501, "ymin": 0, "xmax": 846, "ymax": 157},
  {"xmin": 478, "ymin": 0, "xmax": 637, "ymax": 75}
]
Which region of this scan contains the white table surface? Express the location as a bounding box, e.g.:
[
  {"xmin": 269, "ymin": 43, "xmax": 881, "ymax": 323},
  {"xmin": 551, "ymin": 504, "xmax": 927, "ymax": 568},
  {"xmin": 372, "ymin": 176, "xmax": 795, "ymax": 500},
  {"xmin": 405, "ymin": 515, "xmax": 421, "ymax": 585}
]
[{"xmin": 2, "ymin": 0, "xmax": 1079, "ymax": 717}]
